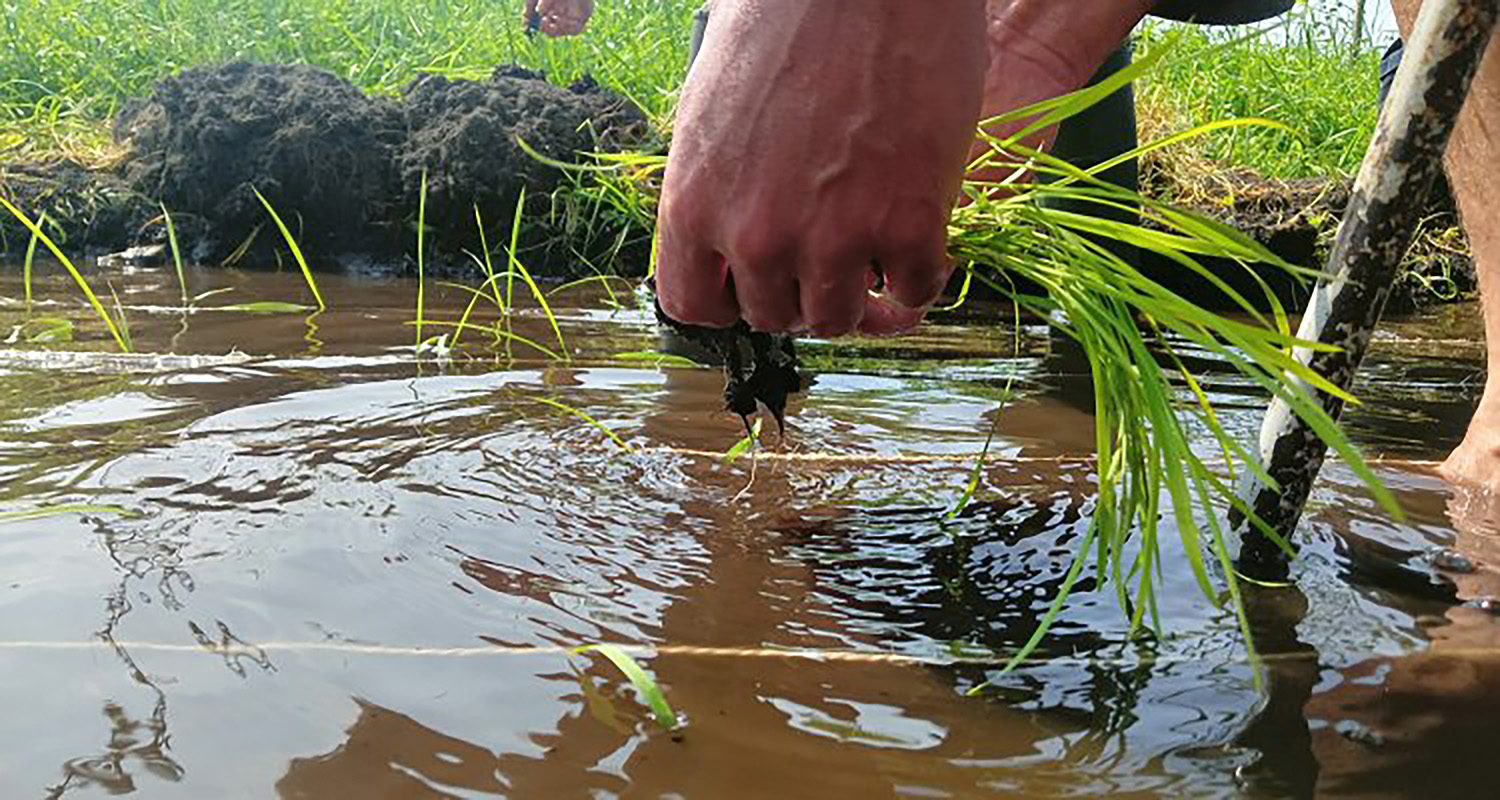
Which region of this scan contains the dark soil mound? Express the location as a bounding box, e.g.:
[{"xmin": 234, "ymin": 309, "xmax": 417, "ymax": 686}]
[
  {"xmin": 1159, "ymin": 170, "xmax": 1473, "ymax": 313},
  {"xmin": 1142, "ymin": 170, "xmax": 1352, "ymax": 310},
  {"xmin": 115, "ymin": 62, "xmax": 404, "ymax": 261},
  {"xmin": 399, "ymin": 67, "xmax": 650, "ymax": 260},
  {"xmin": 0, "ymin": 160, "xmax": 154, "ymax": 253},
  {"xmin": 87, "ymin": 62, "xmax": 652, "ymax": 273}
]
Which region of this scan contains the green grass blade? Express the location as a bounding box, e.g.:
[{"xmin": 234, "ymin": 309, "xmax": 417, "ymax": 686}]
[
  {"xmin": 253, "ymin": 188, "xmax": 325, "ymax": 311},
  {"xmin": 161, "ymin": 203, "xmax": 187, "ymax": 305},
  {"xmin": 573, "ymin": 644, "xmax": 680, "ymax": 732},
  {"xmin": 0, "ymin": 195, "xmax": 129, "ymax": 351}
]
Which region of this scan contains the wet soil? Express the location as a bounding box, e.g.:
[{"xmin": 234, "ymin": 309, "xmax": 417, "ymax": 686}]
[
  {"xmin": 1, "ymin": 260, "xmax": 1498, "ymax": 797},
  {"xmin": 1, "ymin": 63, "xmax": 652, "ymax": 277},
  {"xmin": 1141, "ymin": 167, "xmax": 1474, "ymax": 312}
]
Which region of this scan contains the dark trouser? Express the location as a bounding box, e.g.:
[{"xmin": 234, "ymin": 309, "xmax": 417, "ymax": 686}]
[{"xmin": 1045, "ymin": 43, "xmax": 1141, "ymax": 265}]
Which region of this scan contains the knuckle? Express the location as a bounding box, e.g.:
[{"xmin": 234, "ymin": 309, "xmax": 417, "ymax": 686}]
[
  {"xmin": 881, "ymin": 214, "xmax": 944, "ymax": 261},
  {"xmin": 727, "ymin": 228, "xmax": 795, "ymax": 268}
]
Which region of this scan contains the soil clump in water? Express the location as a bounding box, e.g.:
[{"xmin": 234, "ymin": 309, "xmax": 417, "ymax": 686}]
[{"xmin": 2, "ymin": 62, "xmax": 651, "ymax": 276}]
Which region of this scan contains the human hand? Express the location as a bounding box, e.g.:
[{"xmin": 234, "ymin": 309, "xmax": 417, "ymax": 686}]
[
  {"xmin": 655, "ymin": 0, "xmax": 989, "ymax": 337},
  {"xmin": 524, "ymin": 0, "xmax": 594, "ymax": 37}
]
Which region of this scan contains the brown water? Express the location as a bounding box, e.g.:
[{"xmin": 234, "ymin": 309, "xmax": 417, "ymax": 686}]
[{"xmin": 2, "ymin": 262, "xmax": 1498, "ymax": 798}]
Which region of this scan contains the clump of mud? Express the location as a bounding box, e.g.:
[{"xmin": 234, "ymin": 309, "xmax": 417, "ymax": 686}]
[
  {"xmin": 399, "ymin": 68, "xmax": 649, "ymax": 259},
  {"xmin": 0, "ymin": 161, "xmax": 153, "ymax": 253},
  {"xmin": 1, "ymin": 62, "xmax": 652, "ymax": 276},
  {"xmin": 114, "ymin": 62, "xmax": 404, "ymax": 261}
]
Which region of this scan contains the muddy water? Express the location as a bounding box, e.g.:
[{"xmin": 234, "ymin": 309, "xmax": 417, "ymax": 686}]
[{"xmin": 1, "ymin": 262, "xmax": 1497, "ymax": 798}]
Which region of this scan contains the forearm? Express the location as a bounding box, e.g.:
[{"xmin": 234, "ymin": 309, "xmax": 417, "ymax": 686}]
[{"xmin": 982, "ymin": 0, "xmax": 1152, "ymax": 118}]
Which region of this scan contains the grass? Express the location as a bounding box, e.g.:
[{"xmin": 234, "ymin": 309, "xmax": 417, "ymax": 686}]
[
  {"xmin": 1138, "ymin": 5, "xmax": 1385, "ymax": 181},
  {"xmin": 2, "ymin": 1, "xmax": 1382, "ymax": 183},
  {"xmin": 0, "ymin": 0, "xmax": 698, "ymax": 162}
]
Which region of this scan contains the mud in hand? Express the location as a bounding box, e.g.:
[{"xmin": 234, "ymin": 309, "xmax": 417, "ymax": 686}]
[{"xmin": 648, "ymin": 281, "xmax": 804, "ymax": 436}]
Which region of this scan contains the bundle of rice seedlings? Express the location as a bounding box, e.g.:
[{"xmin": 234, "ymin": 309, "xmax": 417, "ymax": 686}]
[{"xmin": 948, "ymin": 43, "xmax": 1398, "ymax": 666}]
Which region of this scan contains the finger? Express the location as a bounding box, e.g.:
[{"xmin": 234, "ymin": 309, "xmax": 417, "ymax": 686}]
[
  {"xmin": 729, "ymin": 254, "xmax": 802, "ymax": 333},
  {"xmin": 798, "ymin": 263, "xmax": 871, "ymax": 338},
  {"xmin": 874, "ymin": 215, "xmax": 954, "ymax": 311},
  {"xmin": 857, "ymin": 293, "xmax": 927, "ymax": 337},
  {"xmin": 656, "ymin": 206, "xmax": 738, "ymax": 328}
]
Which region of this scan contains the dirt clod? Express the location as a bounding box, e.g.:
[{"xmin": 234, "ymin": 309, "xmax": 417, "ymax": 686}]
[
  {"xmin": 0, "ymin": 62, "xmax": 651, "ymax": 273},
  {"xmin": 115, "ymin": 63, "xmax": 405, "ymax": 262},
  {"xmin": 397, "ymin": 66, "xmax": 649, "ymax": 262}
]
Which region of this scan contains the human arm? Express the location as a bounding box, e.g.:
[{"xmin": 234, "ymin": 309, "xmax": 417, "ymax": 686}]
[{"xmin": 655, "ymin": 0, "xmax": 1151, "ymax": 337}]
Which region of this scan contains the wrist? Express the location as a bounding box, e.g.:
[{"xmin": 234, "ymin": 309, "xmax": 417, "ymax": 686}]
[{"xmin": 983, "ymin": 0, "xmax": 1150, "ymax": 104}]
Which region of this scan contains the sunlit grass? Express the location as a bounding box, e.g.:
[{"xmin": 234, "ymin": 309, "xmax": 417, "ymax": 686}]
[{"xmin": 1138, "ymin": 6, "xmax": 1384, "ymax": 179}]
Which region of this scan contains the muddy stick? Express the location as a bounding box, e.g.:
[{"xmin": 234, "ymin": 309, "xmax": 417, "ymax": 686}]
[{"xmin": 1232, "ymin": 0, "xmax": 1500, "ymax": 581}]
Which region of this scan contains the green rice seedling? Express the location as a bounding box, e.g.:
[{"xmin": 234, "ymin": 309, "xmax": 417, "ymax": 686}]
[
  {"xmin": 947, "ymin": 100, "xmax": 1398, "ymax": 670},
  {"xmin": 18, "ymin": 316, "xmax": 74, "ymax": 343},
  {"xmin": 613, "ymin": 351, "xmax": 703, "ymax": 369},
  {"xmin": 160, "ymin": 203, "xmax": 187, "ymax": 306},
  {"xmin": 253, "ymin": 188, "xmax": 326, "ymax": 311},
  {"xmin": 106, "ymin": 281, "xmax": 132, "ymax": 353},
  {"xmin": 449, "ymin": 203, "xmax": 510, "ymax": 351},
  {"xmin": 414, "ymin": 312, "xmax": 562, "ymax": 360},
  {"xmin": 0, "ymin": 196, "xmax": 129, "ymax": 351},
  {"xmin": 573, "ymin": 644, "xmax": 680, "ymax": 733},
  {"xmin": 722, "ymin": 417, "xmax": 763, "ymax": 466},
  {"xmin": 505, "ymin": 188, "xmax": 569, "ymax": 360},
  {"xmin": 533, "ymin": 396, "xmax": 633, "ymax": 452},
  {"xmin": 416, "ymin": 169, "xmax": 428, "ymax": 350},
  {"xmin": 21, "ymin": 210, "xmax": 43, "ymax": 314},
  {"xmin": 0, "ymin": 503, "xmax": 136, "ymax": 523},
  {"xmin": 216, "ymin": 301, "xmax": 314, "ymax": 314}
]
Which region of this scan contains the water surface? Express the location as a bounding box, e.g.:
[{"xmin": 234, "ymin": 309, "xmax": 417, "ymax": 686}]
[{"xmin": 1, "ymin": 263, "xmax": 1496, "ymax": 798}]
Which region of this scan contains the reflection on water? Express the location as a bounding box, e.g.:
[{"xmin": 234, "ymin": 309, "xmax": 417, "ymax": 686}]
[{"xmin": 0, "ymin": 263, "xmax": 1497, "ymax": 797}]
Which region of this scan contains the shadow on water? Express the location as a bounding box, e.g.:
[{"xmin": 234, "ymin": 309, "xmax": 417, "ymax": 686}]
[{"xmin": 2, "ymin": 261, "xmax": 1499, "ymax": 797}]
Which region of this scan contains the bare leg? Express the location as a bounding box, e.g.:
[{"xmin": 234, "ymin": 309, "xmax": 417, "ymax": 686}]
[{"xmin": 1392, "ymin": 0, "xmax": 1500, "ymax": 488}]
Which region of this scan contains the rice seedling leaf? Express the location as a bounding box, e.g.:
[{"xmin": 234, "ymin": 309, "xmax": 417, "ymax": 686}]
[
  {"xmin": 614, "ymin": 351, "xmax": 704, "ymax": 369},
  {"xmin": 722, "ymin": 418, "xmax": 762, "ymax": 465},
  {"xmin": 0, "ymin": 196, "xmax": 129, "ymax": 351},
  {"xmin": 0, "ymin": 503, "xmax": 136, "ymax": 523},
  {"xmin": 216, "ymin": 301, "xmax": 314, "ymax": 314},
  {"xmin": 573, "ymin": 644, "xmax": 680, "ymax": 733},
  {"xmin": 161, "ymin": 203, "xmax": 187, "ymax": 305},
  {"xmin": 533, "ymin": 396, "xmax": 633, "ymax": 451},
  {"xmin": 252, "ymin": 188, "xmax": 325, "ymax": 311}
]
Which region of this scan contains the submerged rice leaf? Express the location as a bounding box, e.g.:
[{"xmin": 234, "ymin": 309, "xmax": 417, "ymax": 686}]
[{"xmin": 573, "ymin": 644, "xmax": 680, "ymax": 733}]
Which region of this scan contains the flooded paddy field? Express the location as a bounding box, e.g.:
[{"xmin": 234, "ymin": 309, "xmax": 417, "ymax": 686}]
[{"xmin": 1, "ymin": 262, "xmax": 1496, "ymax": 798}]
